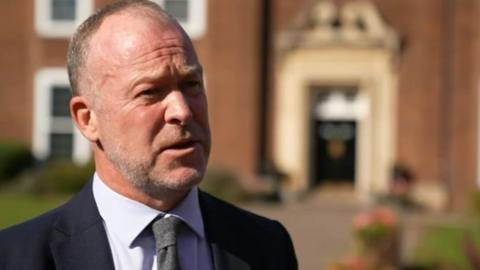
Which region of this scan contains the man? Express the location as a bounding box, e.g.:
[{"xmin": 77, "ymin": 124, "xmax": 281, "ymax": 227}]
[{"xmin": 0, "ymin": 1, "xmax": 297, "ymax": 270}]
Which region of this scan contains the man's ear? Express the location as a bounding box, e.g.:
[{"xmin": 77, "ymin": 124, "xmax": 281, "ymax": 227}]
[{"xmin": 70, "ymin": 95, "xmax": 99, "ymax": 142}]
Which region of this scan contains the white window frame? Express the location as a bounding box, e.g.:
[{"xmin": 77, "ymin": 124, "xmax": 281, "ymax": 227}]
[
  {"xmin": 154, "ymin": 0, "xmax": 207, "ymax": 39},
  {"xmin": 35, "ymin": 0, "xmax": 93, "ymax": 38},
  {"xmin": 33, "ymin": 68, "xmax": 91, "ymax": 164}
]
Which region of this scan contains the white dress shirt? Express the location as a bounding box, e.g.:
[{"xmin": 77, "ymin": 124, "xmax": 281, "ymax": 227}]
[{"xmin": 92, "ymin": 174, "xmax": 214, "ymax": 270}]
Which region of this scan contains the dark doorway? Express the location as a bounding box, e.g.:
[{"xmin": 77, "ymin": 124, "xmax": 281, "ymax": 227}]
[{"xmin": 311, "ymin": 120, "xmax": 356, "ymax": 185}]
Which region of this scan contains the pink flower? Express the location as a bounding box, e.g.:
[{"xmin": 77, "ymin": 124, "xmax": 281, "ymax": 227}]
[
  {"xmin": 353, "ymin": 207, "xmax": 398, "ymax": 231},
  {"xmin": 371, "ymin": 208, "xmax": 397, "ymax": 227},
  {"xmin": 353, "ymin": 212, "xmax": 373, "ymax": 230}
]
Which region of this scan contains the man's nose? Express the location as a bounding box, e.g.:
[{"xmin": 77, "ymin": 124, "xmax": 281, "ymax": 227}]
[{"xmin": 164, "ymin": 90, "xmax": 193, "ymax": 125}]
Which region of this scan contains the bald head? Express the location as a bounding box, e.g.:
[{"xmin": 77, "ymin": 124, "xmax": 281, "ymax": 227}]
[
  {"xmin": 67, "ymin": 0, "xmax": 185, "ymax": 97},
  {"xmin": 68, "ymin": 0, "xmax": 209, "ymax": 209}
]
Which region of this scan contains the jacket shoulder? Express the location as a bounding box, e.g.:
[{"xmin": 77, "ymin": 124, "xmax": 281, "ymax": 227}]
[
  {"xmin": 199, "ymin": 191, "xmax": 283, "ymax": 230},
  {"xmin": 199, "ymin": 191, "xmax": 298, "ymax": 269},
  {"xmin": 0, "ymin": 205, "xmax": 64, "ymax": 269}
]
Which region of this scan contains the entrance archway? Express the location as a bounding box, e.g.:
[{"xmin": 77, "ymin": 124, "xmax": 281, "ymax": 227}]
[{"xmin": 273, "ymin": 0, "xmax": 400, "ymax": 201}]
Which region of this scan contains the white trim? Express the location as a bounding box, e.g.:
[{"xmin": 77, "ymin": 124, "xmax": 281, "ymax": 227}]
[
  {"xmin": 35, "ymin": 0, "xmax": 93, "ymax": 38},
  {"xmin": 314, "ymin": 91, "xmax": 370, "ymax": 121},
  {"xmin": 154, "ymin": 0, "xmax": 207, "ymax": 39},
  {"xmin": 33, "ymin": 68, "xmax": 91, "ymax": 164}
]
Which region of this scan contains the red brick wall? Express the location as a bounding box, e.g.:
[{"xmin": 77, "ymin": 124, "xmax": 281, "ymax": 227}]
[
  {"xmin": 373, "ymin": 0, "xmax": 479, "ymax": 207},
  {"xmin": 447, "ymin": 0, "xmax": 479, "ymax": 207},
  {"xmin": 0, "ymin": 1, "xmax": 33, "ymax": 144},
  {"xmin": 195, "ymin": 0, "xmax": 263, "ymax": 180}
]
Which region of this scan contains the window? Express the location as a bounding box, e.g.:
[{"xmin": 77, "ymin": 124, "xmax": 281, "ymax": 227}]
[
  {"xmin": 154, "ymin": 0, "xmax": 207, "ymax": 39},
  {"xmin": 33, "ymin": 68, "xmax": 91, "ymax": 164},
  {"xmin": 51, "ymin": 0, "xmax": 76, "ymax": 20},
  {"xmin": 51, "ymin": 86, "xmax": 72, "ymax": 117},
  {"xmin": 164, "ymin": 0, "xmax": 188, "ymax": 21},
  {"xmin": 50, "ymin": 133, "xmax": 74, "ymax": 159},
  {"xmin": 35, "ymin": 0, "xmax": 93, "ymax": 38}
]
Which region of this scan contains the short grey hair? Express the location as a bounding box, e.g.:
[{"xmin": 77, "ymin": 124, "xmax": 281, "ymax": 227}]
[{"xmin": 67, "ymin": 0, "xmax": 175, "ymax": 96}]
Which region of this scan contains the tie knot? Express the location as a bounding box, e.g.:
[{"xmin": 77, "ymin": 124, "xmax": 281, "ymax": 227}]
[{"xmin": 152, "ymin": 216, "xmax": 185, "ymax": 250}]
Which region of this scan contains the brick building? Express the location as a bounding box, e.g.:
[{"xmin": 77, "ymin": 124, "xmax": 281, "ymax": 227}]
[{"xmin": 1, "ymin": 0, "xmax": 479, "ymax": 208}]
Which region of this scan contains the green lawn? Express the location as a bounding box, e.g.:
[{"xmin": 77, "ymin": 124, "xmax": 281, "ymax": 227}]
[
  {"xmin": 414, "ymin": 224, "xmax": 480, "ymax": 270},
  {"xmin": 0, "ymin": 192, "xmax": 71, "ymax": 229}
]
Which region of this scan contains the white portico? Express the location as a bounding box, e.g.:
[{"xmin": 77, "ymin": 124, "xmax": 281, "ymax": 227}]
[{"xmin": 274, "ymin": 0, "xmax": 400, "ymax": 201}]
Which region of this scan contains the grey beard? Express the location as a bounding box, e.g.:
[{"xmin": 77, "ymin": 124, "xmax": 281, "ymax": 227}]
[
  {"xmin": 105, "ymin": 146, "xmax": 154, "ymax": 190},
  {"xmin": 104, "ymin": 146, "xmax": 194, "ymax": 199}
]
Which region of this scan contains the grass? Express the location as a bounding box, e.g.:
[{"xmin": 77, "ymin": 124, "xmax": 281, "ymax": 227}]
[
  {"xmin": 0, "ymin": 192, "xmax": 71, "ymax": 229},
  {"xmin": 414, "ymin": 224, "xmax": 480, "ymax": 270}
]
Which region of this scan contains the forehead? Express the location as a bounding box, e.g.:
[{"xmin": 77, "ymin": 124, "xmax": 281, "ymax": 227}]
[{"xmin": 88, "ymin": 10, "xmax": 198, "ymax": 70}]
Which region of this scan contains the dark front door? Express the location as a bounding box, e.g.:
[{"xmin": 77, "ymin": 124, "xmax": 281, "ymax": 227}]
[{"xmin": 311, "ymin": 120, "xmax": 356, "ymax": 185}]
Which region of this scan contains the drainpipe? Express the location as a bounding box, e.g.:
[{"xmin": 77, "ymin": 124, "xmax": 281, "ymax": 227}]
[
  {"xmin": 258, "ymin": 0, "xmax": 287, "ymax": 199},
  {"xmin": 258, "ymin": 0, "xmax": 272, "ymax": 176}
]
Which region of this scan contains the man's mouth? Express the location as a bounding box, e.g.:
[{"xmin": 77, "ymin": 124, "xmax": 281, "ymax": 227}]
[
  {"xmin": 159, "ymin": 138, "xmax": 202, "ymax": 157},
  {"xmin": 167, "ymin": 140, "xmax": 198, "ymax": 150}
]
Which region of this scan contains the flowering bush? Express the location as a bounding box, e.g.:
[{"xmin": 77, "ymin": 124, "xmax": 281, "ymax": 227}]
[
  {"xmin": 327, "ymin": 207, "xmax": 400, "ymax": 270},
  {"xmin": 353, "ymin": 207, "xmax": 398, "ymax": 250}
]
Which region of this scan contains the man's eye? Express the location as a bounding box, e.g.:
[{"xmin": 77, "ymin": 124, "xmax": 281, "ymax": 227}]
[
  {"xmin": 185, "ymin": 80, "xmax": 201, "ymax": 88},
  {"xmin": 134, "ymin": 88, "xmax": 166, "ymax": 101},
  {"xmin": 139, "ymin": 88, "xmax": 160, "ymax": 97},
  {"xmin": 180, "ymin": 80, "xmax": 202, "ymax": 93}
]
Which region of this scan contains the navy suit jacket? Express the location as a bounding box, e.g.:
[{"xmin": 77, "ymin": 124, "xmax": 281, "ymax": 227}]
[{"xmin": 0, "ymin": 182, "xmax": 297, "ymax": 270}]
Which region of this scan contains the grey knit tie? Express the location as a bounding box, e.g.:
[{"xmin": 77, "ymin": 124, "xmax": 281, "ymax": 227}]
[{"xmin": 152, "ymin": 216, "xmax": 185, "ymax": 270}]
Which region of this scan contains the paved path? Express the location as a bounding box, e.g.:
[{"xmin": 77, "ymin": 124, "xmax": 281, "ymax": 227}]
[
  {"xmin": 244, "ymin": 190, "xmax": 364, "ymax": 270},
  {"xmin": 243, "ymin": 189, "xmax": 462, "ymax": 270}
]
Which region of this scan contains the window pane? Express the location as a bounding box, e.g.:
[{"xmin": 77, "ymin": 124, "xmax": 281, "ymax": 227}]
[
  {"xmin": 52, "ymin": 0, "xmax": 76, "ymax": 21},
  {"xmin": 165, "ymin": 0, "xmax": 188, "ymax": 22},
  {"xmin": 49, "ymin": 133, "xmax": 73, "ymax": 160},
  {"xmin": 51, "ymin": 86, "xmax": 72, "ymax": 117}
]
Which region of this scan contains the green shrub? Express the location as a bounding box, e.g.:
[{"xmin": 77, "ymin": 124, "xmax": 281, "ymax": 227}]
[
  {"xmin": 200, "ymin": 167, "xmax": 252, "ymax": 203},
  {"xmin": 33, "ymin": 160, "xmax": 95, "ymax": 194},
  {"xmin": 0, "ymin": 140, "xmax": 34, "ymax": 183}
]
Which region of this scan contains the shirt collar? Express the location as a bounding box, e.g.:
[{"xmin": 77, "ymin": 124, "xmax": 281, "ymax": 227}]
[{"xmin": 92, "ymin": 173, "xmax": 206, "ymax": 247}]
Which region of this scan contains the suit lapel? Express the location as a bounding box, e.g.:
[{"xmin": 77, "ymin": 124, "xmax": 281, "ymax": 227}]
[
  {"xmin": 50, "ymin": 223, "xmax": 114, "ymax": 270},
  {"xmin": 199, "ymin": 191, "xmax": 251, "ymax": 270},
  {"xmin": 210, "ymin": 243, "xmax": 250, "ymax": 270},
  {"xmin": 49, "ymin": 181, "xmax": 115, "ymax": 270}
]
